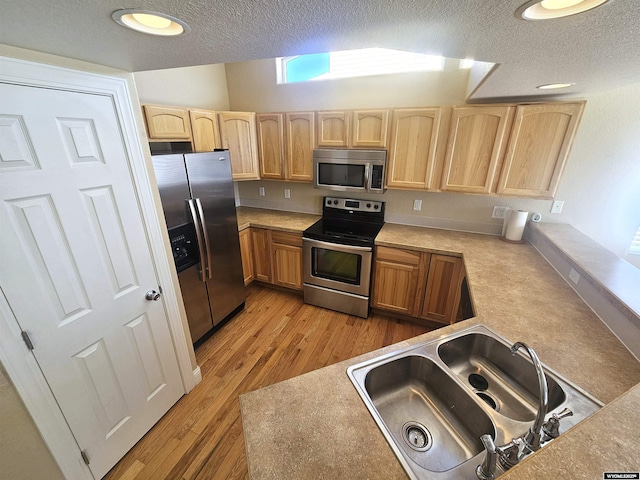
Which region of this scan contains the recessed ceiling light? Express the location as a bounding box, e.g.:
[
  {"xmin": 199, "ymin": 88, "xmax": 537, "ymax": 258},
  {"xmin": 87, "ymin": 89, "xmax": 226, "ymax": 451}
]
[
  {"xmin": 112, "ymin": 9, "xmax": 190, "ymax": 36},
  {"xmin": 537, "ymin": 83, "xmax": 576, "ymax": 89},
  {"xmin": 516, "ymin": 0, "xmax": 608, "ymax": 20}
]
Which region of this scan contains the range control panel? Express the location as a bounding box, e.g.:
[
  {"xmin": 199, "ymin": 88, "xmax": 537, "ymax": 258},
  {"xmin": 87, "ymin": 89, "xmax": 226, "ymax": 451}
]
[{"xmin": 324, "ymin": 196, "xmax": 384, "ymax": 212}]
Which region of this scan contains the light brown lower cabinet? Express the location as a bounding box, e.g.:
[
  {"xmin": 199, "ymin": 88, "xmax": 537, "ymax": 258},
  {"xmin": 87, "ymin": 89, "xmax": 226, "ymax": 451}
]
[
  {"xmin": 246, "ymin": 227, "xmax": 303, "ymax": 290},
  {"xmin": 239, "ymin": 228, "xmax": 254, "ymax": 285},
  {"xmin": 251, "ymin": 228, "xmax": 272, "ymax": 283},
  {"xmin": 372, "ymin": 246, "xmax": 465, "ymax": 325},
  {"xmin": 271, "ymin": 231, "xmax": 303, "ymax": 290}
]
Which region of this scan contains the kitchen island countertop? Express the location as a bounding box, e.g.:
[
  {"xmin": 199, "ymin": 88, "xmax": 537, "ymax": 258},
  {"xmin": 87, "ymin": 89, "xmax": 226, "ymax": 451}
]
[{"xmin": 237, "ymin": 209, "xmax": 640, "ymax": 479}]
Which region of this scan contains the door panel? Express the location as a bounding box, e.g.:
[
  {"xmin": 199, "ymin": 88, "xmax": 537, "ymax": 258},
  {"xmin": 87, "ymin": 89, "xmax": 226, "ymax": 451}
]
[{"xmin": 0, "ymin": 83, "xmax": 183, "ymax": 479}]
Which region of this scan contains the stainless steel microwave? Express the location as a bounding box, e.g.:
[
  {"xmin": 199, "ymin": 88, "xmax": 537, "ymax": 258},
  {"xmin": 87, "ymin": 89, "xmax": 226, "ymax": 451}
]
[{"xmin": 312, "ymin": 149, "xmax": 387, "ymax": 194}]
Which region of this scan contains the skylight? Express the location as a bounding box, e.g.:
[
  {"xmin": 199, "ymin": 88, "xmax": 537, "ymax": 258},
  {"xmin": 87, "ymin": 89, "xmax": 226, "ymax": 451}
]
[{"xmin": 277, "ymin": 48, "xmax": 446, "ymax": 84}]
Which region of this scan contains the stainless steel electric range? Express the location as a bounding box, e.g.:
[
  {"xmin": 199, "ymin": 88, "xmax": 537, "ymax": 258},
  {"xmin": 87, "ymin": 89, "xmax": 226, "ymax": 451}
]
[{"xmin": 302, "ymin": 196, "xmax": 385, "ymax": 318}]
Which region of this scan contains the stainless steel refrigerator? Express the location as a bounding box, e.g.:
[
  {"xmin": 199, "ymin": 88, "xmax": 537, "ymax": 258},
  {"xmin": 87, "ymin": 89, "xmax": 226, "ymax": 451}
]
[{"xmin": 152, "ymin": 150, "xmax": 246, "ymax": 344}]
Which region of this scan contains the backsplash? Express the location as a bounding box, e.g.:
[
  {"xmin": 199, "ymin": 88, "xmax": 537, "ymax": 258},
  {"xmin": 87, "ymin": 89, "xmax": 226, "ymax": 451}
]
[{"xmin": 235, "ymin": 180, "xmax": 561, "ymax": 235}]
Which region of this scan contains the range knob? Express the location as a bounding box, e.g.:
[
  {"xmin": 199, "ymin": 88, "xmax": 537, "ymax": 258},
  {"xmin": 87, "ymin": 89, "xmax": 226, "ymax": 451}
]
[
  {"xmin": 366, "ymin": 203, "xmax": 372, "ymax": 208},
  {"xmin": 374, "ymin": 204, "xmax": 379, "ymax": 209},
  {"xmin": 326, "ymin": 199, "xmax": 331, "ymax": 206},
  {"xmin": 333, "ymin": 199, "xmax": 339, "ymax": 205}
]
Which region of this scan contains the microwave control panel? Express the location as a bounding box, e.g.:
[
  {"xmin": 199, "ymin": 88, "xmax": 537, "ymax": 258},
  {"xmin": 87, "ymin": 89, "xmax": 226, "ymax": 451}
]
[{"xmin": 370, "ymin": 164, "xmax": 384, "ymax": 189}]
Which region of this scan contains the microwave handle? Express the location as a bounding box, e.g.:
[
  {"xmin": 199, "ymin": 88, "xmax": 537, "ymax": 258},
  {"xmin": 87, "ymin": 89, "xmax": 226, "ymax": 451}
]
[{"xmin": 364, "ymin": 163, "xmax": 370, "ymax": 190}]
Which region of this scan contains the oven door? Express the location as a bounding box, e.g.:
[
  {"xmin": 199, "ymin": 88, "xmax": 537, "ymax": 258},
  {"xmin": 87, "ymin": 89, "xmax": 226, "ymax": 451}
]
[{"xmin": 303, "ymin": 238, "xmax": 372, "ymax": 296}]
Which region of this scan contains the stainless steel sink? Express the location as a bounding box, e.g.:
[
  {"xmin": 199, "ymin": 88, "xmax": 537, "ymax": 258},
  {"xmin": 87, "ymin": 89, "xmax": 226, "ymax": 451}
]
[
  {"xmin": 347, "ymin": 324, "xmax": 603, "ymax": 480},
  {"xmin": 364, "ymin": 355, "xmax": 495, "ymax": 472},
  {"xmin": 438, "ymin": 333, "xmax": 566, "ymax": 421}
]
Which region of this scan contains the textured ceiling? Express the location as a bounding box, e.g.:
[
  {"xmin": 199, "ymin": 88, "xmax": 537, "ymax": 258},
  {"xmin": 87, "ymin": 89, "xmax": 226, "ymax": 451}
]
[{"xmin": 1, "ymin": 0, "xmax": 639, "ymax": 100}]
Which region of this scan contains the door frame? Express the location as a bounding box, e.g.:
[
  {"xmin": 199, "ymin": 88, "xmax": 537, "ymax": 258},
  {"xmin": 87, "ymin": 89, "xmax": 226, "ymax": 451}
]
[{"xmin": 0, "ymin": 55, "xmax": 199, "ymax": 479}]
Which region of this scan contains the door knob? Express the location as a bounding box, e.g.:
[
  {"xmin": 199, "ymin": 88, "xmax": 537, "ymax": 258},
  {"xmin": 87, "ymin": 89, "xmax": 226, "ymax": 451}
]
[{"xmin": 145, "ymin": 290, "xmax": 161, "ymax": 301}]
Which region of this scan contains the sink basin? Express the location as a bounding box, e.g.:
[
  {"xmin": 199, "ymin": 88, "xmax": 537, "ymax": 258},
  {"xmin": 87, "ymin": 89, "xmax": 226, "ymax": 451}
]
[
  {"xmin": 364, "ymin": 355, "xmax": 495, "ymax": 472},
  {"xmin": 347, "ymin": 324, "xmax": 603, "ymax": 480},
  {"xmin": 437, "ymin": 333, "xmax": 566, "ymax": 421}
]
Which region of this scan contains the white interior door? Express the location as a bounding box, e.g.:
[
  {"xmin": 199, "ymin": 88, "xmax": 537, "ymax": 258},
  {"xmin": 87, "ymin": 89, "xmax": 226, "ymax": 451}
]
[{"xmin": 0, "ymin": 82, "xmax": 184, "ymax": 478}]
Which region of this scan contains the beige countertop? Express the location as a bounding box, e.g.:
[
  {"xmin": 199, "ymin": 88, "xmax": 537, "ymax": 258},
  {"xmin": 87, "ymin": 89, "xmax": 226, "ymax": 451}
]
[
  {"xmin": 236, "ymin": 206, "xmax": 319, "ymax": 233},
  {"xmin": 237, "ymin": 209, "xmax": 640, "ymax": 479}
]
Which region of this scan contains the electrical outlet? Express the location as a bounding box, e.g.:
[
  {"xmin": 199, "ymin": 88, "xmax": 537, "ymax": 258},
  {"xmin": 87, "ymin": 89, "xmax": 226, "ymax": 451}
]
[
  {"xmin": 284, "ymin": 188, "xmax": 291, "ymax": 199},
  {"xmin": 551, "ymin": 200, "xmax": 564, "ymax": 214},
  {"xmin": 569, "ymin": 268, "xmax": 580, "ymax": 285},
  {"xmin": 492, "ymin": 206, "xmax": 508, "ymax": 219},
  {"xmin": 258, "ymin": 186, "xmax": 265, "ymax": 196},
  {"xmin": 413, "ymin": 199, "xmax": 422, "ymax": 211}
]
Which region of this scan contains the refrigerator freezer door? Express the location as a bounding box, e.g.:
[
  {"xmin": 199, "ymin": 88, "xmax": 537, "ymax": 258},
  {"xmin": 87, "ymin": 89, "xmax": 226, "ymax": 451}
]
[
  {"xmin": 184, "ymin": 152, "xmax": 246, "ymax": 325},
  {"xmin": 151, "ymin": 154, "xmax": 191, "ymax": 229},
  {"xmin": 178, "ymin": 265, "xmax": 214, "ymax": 343}
]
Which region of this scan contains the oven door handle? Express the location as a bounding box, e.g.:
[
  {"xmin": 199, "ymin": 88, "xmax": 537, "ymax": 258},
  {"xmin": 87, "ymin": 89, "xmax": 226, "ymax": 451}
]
[{"xmin": 302, "ymin": 237, "xmax": 372, "ymax": 252}]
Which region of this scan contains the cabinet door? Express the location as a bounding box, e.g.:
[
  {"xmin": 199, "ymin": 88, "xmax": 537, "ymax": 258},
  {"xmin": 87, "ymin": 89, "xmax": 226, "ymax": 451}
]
[
  {"xmin": 285, "ymin": 112, "xmax": 315, "ymax": 182},
  {"xmin": 441, "ymin": 105, "xmax": 513, "ymax": 194},
  {"xmin": 372, "ymin": 247, "xmax": 426, "ymax": 316},
  {"xmin": 189, "ymin": 109, "xmax": 220, "ymax": 152},
  {"xmin": 387, "ymin": 108, "xmax": 443, "ymax": 189},
  {"xmin": 421, "ymin": 255, "xmax": 463, "ymax": 324},
  {"xmin": 316, "ymin": 111, "xmax": 350, "ymax": 147},
  {"xmin": 143, "ymin": 104, "xmax": 192, "ymax": 140},
  {"xmin": 496, "ymin": 102, "xmax": 585, "ymax": 198},
  {"xmin": 218, "ymin": 112, "xmax": 260, "ymax": 181},
  {"xmin": 251, "ymin": 228, "xmax": 272, "ymax": 282},
  {"xmin": 239, "ymin": 228, "xmax": 254, "ymax": 286},
  {"xmin": 351, "ymin": 109, "xmax": 389, "ymax": 148},
  {"xmin": 271, "ymin": 232, "xmax": 303, "ymax": 290},
  {"xmin": 256, "ymin": 113, "xmax": 285, "ymax": 179}
]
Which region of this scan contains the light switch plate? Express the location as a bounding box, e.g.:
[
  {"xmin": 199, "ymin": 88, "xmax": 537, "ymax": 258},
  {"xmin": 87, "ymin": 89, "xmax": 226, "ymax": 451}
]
[
  {"xmin": 413, "ymin": 199, "xmax": 422, "ymax": 211},
  {"xmin": 551, "ymin": 200, "xmax": 564, "ymax": 214},
  {"xmin": 492, "ymin": 206, "xmax": 508, "ymax": 219}
]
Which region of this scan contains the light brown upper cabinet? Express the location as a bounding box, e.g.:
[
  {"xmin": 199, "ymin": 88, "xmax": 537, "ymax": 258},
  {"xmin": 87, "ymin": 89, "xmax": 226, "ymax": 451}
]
[
  {"xmin": 441, "ymin": 105, "xmax": 514, "ymax": 194},
  {"xmin": 316, "ymin": 111, "xmax": 350, "ymax": 147},
  {"xmin": 317, "ymin": 109, "xmax": 389, "ymax": 149},
  {"xmin": 189, "ymin": 109, "xmax": 221, "ymax": 152},
  {"xmin": 284, "ymin": 112, "xmax": 315, "ymax": 182},
  {"xmin": 351, "ymin": 109, "xmax": 389, "ymax": 148},
  {"xmin": 386, "ymin": 108, "xmax": 444, "ymax": 190},
  {"xmin": 496, "ymin": 102, "xmax": 585, "ymax": 198},
  {"xmin": 143, "ymin": 104, "xmax": 192, "ymax": 141},
  {"xmin": 218, "ymin": 111, "xmax": 260, "ymax": 181},
  {"xmin": 256, "ymin": 113, "xmax": 285, "ymax": 179}
]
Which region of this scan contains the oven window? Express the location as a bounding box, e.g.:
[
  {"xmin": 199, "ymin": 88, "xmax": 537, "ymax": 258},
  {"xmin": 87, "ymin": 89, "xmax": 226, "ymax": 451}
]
[
  {"xmin": 318, "ymin": 163, "xmax": 365, "ymax": 187},
  {"xmin": 312, "ymin": 247, "xmax": 361, "ymax": 285}
]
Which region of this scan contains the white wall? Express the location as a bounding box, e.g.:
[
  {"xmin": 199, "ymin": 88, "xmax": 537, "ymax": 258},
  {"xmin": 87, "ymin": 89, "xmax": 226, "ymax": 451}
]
[
  {"xmin": 135, "ymin": 63, "xmax": 230, "ymax": 110},
  {"xmin": 555, "ymin": 83, "xmax": 640, "ymax": 259},
  {"xmin": 0, "ymin": 363, "xmax": 64, "ymax": 480},
  {"xmin": 225, "ymin": 57, "xmax": 470, "ymax": 112}
]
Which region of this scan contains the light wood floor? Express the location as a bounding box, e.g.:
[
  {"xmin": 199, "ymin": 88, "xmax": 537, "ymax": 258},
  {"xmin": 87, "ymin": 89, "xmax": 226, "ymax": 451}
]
[{"xmin": 104, "ymin": 284, "xmax": 433, "ymax": 480}]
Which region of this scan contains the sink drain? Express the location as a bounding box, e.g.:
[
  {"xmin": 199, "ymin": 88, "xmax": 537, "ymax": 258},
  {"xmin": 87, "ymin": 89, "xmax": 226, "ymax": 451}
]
[
  {"xmin": 402, "ymin": 422, "xmax": 432, "ymax": 452},
  {"xmin": 469, "ymin": 373, "xmax": 489, "ymax": 391},
  {"xmin": 476, "ymin": 392, "xmax": 498, "ymax": 410}
]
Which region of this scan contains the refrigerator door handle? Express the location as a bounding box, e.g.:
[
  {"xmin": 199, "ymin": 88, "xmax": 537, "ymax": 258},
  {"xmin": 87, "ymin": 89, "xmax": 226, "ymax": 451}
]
[
  {"xmin": 187, "ymin": 199, "xmax": 207, "ymax": 283},
  {"xmin": 195, "ymin": 198, "xmax": 214, "ymax": 280}
]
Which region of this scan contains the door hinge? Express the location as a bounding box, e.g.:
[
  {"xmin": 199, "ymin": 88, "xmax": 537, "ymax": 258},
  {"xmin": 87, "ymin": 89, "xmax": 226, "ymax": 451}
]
[
  {"xmin": 81, "ymin": 449, "xmax": 90, "ymax": 465},
  {"xmin": 21, "ymin": 331, "xmax": 34, "ymax": 350}
]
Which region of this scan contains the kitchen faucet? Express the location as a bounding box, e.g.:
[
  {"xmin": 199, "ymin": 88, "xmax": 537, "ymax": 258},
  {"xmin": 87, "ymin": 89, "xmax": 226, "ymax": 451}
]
[
  {"xmin": 476, "ymin": 341, "xmax": 550, "ymax": 479},
  {"xmin": 511, "ymin": 341, "xmax": 549, "ymax": 452}
]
